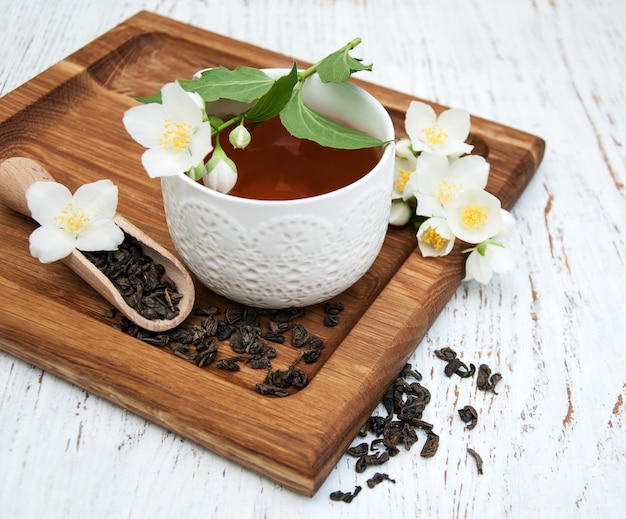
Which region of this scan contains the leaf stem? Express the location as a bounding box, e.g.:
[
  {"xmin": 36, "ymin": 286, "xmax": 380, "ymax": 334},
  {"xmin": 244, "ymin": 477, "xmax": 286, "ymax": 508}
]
[{"xmin": 213, "ymin": 114, "xmax": 245, "ymax": 135}]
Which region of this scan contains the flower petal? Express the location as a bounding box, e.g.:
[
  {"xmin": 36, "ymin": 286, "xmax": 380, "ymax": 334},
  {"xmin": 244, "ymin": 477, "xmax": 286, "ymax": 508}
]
[
  {"xmin": 162, "ymin": 81, "xmax": 203, "ymax": 127},
  {"xmin": 189, "ymin": 122, "xmax": 214, "ymax": 165},
  {"xmin": 414, "ymin": 193, "xmax": 447, "ymax": 218},
  {"xmin": 492, "ymin": 209, "xmax": 516, "ymax": 239},
  {"xmin": 29, "ymin": 226, "xmax": 76, "ymax": 263},
  {"xmin": 73, "ymin": 180, "xmax": 119, "ymax": 220},
  {"xmin": 438, "ymin": 108, "xmax": 471, "ymax": 142},
  {"xmin": 142, "ymin": 147, "xmax": 193, "ymax": 178},
  {"xmin": 464, "ymin": 248, "xmax": 493, "ymax": 284},
  {"xmin": 449, "ymin": 154, "xmax": 489, "ymax": 190},
  {"xmin": 463, "ymin": 244, "xmax": 514, "ymax": 284},
  {"xmin": 412, "ymin": 152, "xmax": 449, "ymax": 195},
  {"xmin": 26, "ymin": 181, "xmax": 72, "ymax": 227},
  {"xmin": 405, "ymin": 101, "xmax": 436, "ymax": 152},
  {"xmin": 76, "ymin": 219, "xmax": 124, "ymax": 251},
  {"xmin": 122, "ymin": 102, "xmax": 167, "ymax": 148}
]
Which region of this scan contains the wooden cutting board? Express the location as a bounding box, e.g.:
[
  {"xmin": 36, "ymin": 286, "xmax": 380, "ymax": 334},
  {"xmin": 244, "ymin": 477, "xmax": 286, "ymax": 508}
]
[{"xmin": 0, "ymin": 11, "xmax": 544, "ymax": 496}]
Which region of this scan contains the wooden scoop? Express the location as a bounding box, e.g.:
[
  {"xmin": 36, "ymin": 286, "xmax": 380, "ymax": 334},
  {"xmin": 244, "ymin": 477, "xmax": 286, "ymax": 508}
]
[{"xmin": 0, "ymin": 157, "xmax": 195, "ymax": 332}]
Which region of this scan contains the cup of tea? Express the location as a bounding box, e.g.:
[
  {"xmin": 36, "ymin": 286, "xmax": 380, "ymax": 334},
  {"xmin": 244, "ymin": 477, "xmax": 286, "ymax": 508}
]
[{"xmin": 160, "ymin": 69, "xmax": 395, "ymax": 308}]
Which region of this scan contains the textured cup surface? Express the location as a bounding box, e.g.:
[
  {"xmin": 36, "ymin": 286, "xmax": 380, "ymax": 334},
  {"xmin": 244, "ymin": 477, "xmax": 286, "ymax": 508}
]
[{"xmin": 161, "ymin": 71, "xmax": 395, "ymax": 308}]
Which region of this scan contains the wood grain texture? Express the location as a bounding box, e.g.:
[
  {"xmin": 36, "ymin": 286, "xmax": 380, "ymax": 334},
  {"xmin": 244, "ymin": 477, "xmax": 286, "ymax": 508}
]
[{"xmin": 1, "ymin": 0, "xmax": 624, "ymax": 518}]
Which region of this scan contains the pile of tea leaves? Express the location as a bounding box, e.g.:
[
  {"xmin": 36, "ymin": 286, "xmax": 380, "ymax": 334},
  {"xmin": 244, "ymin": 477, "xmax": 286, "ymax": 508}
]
[
  {"xmin": 330, "ymin": 347, "xmax": 502, "ymax": 502},
  {"xmin": 111, "ymin": 301, "xmax": 344, "ymax": 396},
  {"xmin": 84, "ymin": 233, "xmax": 182, "ymax": 321}
]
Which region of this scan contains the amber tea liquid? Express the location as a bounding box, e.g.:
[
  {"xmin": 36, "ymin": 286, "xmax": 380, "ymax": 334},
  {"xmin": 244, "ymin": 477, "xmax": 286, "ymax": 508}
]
[{"xmin": 219, "ymin": 117, "xmax": 381, "ymax": 200}]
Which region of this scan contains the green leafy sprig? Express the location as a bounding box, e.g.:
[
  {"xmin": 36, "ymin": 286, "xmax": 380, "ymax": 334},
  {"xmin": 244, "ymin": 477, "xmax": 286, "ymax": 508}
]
[{"xmin": 138, "ymin": 38, "xmax": 384, "ymax": 152}]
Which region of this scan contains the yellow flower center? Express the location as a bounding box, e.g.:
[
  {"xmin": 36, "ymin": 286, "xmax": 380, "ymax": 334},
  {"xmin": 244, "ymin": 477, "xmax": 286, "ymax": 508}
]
[
  {"xmin": 160, "ymin": 118, "xmax": 192, "ymax": 152},
  {"xmin": 435, "ymin": 179, "xmax": 461, "ymax": 205},
  {"xmin": 421, "ymin": 226, "xmax": 449, "ymax": 251},
  {"xmin": 394, "ymin": 168, "xmax": 413, "ymax": 192},
  {"xmin": 460, "ymin": 204, "xmax": 489, "ymax": 230},
  {"xmin": 55, "ymin": 203, "xmax": 93, "ymax": 236},
  {"xmin": 422, "ymin": 123, "xmax": 448, "ymax": 146}
]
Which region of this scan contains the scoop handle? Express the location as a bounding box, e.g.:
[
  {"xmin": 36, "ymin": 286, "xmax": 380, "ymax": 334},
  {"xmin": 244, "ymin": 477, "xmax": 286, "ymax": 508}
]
[{"xmin": 0, "ymin": 157, "xmax": 56, "ymax": 216}]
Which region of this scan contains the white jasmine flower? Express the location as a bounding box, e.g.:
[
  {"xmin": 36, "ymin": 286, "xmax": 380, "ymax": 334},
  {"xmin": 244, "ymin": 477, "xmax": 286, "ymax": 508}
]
[
  {"xmin": 464, "ymin": 242, "xmax": 514, "ymax": 284},
  {"xmin": 405, "ymin": 101, "xmax": 473, "ymax": 156},
  {"xmin": 446, "ymin": 189, "xmax": 503, "ymax": 244},
  {"xmin": 26, "ymin": 180, "xmax": 124, "ymax": 263},
  {"xmin": 203, "ymin": 146, "xmax": 238, "ymax": 193},
  {"xmin": 416, "ymin": 217, "xmax": 455, "ymax": 257},
  {"xmin": 389, "ymin": 199, "xmax": 412, "ymax": 226},
  {"xmin": 406, "ymin": 152, "xmax": 489, "ymax": 218},
  {"xmin": 122, "ymin": 81, "xmax": 214, "ymax": 178}
]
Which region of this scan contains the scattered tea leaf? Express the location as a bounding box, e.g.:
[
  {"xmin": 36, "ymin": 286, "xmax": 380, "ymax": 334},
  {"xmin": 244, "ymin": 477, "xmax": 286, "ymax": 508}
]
[
  {"xmin": 477, "ymin": 364, "xmax": 503, "ymax": 394},
  {"xmin": 366, "ymin": 472, "xmax": 396, "ymax": 488},
  {"xmin": 216, "ymin": 358, "xmax": 241, "ymax": 372},
  {"xmin": 467, "ymin": 448, "xmax": 484, "ymax": 475},
  {"xmin": 323, "ymin": 301, "xmax": 344, "ymax": 315},
  {"xmin": 420, "ymin": 432, "xmax": 439, "ymax": 458},
  {"xmin": 458, "ymin": 405, "xmax": 479, "ymax": 430},
  {"xmin": 323, "ymin": 314, "xmax": 340, "ymax": 327},
  {"xmin": 434, "ymin": 347, "xmax": 457, "ymax": 362},
  {"xmin": 355, "ymin": 452, "xmax": 390, "ymax": 473},
  {"xmin": 347, "ymin": 443, "xmax": 369, "ymax": 458},
  {"xmin": 329, "ymin": 485, "xmax": 362, "ymax": 503},
  {"xmin": 291, "ymin": 323, "xmax": 310, "ymax": 347},
  {"xmin": 255, "ymin": 383, "xmax": 290, "ymax": 397}
]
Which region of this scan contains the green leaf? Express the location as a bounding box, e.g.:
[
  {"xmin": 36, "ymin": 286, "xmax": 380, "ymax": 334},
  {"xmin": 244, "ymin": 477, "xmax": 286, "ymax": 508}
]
[
  {"xmin": 177, "ymin": 66, "xmax": 275, "ymax": 103},
  {"xmin": 136, "ymin": 92, "xmax": 162, "ymax": 104},
  {"xmin": 316, "ymin": 46, "xmax": 372, "ymax": 83},
  {"xmin": 245, "ymin": 63, "xmax": 299, "ymax": 122},
  {"xmin": 279, "ymin": 90, "xmax": 384, "ymax": 149}
]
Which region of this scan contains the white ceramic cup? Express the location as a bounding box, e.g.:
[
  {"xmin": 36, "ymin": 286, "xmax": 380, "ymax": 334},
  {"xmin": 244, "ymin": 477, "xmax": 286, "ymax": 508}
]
[{"xmin": 160, "ymin": 70, "xmax": 395, "ymax": 308}]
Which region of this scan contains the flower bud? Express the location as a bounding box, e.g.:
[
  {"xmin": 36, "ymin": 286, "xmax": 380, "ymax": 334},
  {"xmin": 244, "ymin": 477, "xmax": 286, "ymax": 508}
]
[
  {"xmin": 203, "ymin": 148, "xmax": 238, "ymax": 193},
  {"xmin": 228, "ymin": 125, "xmax": 251, "ymax": 149},
  {"xmin": 388, "ymin": 200, "xmax": 412, "ymax": 226}
]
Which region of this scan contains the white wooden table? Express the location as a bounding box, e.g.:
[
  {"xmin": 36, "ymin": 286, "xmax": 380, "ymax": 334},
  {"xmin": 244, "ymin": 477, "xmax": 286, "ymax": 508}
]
[{"xmin": 1, "ymin": 0, "xmax": 624, "ymax": 517}]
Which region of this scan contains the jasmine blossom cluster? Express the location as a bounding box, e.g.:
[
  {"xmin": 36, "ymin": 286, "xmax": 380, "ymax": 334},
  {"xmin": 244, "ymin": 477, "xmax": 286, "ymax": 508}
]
[{"xmin": 390, "ymin": 101, "xmax": 515, "ymax": 284}]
